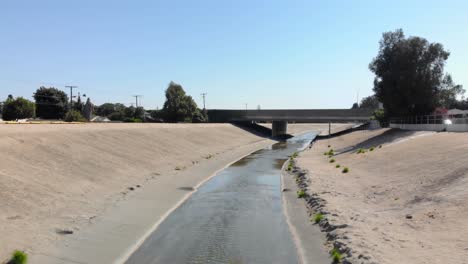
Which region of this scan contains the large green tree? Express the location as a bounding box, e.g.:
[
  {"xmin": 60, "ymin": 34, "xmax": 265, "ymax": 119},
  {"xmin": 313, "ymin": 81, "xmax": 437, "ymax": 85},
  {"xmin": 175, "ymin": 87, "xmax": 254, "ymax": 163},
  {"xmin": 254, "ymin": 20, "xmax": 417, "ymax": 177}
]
[
  {"xmin": 162, "ymin": 82, "xmax": 198, "ymax": 122},
  {"xmin": 2, "ymin": 95, "xmax": 35, "ymax": 121},
  {"xmin": 33, "ymin": 87, "xmax": 68, "ymax": 119},
  {"xmin": 369, "ymin": 29, "xmax": 460, "ymax": 117},
  {"xmin": 360, "ymin": 95, "xmax": 380, "ymax": 109},
  {"xmin": 438, "ymin": 74, "xmax": 465, "ymax": 109}
]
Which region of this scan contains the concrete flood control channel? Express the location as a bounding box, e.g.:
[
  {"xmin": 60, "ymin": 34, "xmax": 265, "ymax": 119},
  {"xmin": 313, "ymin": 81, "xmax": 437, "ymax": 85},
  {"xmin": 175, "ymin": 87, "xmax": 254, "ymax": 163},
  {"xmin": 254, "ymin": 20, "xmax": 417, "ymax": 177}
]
[{"xmin": 126, "ymin": 132, "xmax": 319, "ymax": 264}]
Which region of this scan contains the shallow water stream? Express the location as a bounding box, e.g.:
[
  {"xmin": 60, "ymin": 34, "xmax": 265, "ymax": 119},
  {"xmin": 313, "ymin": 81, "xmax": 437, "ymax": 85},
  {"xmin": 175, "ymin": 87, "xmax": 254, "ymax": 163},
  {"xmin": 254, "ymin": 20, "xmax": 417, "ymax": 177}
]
[{"xmin": 126, "ymin": 132, "xmax": 317, "ymax": 264}]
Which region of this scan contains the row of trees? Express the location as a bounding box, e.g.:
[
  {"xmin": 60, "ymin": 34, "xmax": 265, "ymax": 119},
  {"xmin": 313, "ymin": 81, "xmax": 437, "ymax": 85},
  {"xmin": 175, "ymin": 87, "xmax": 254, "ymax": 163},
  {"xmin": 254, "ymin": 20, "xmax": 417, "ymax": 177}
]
[
  {"xmin": 1, "ymin": 82, "xmax": 206, "ymax": 123},
  {"xmin": 1, "ymin": 87, "xmax": 94, "ymax": 121},
  {"xmin": 367, "ymin": 29, "xmax": 465, "ymax": 120},
  {"xmin": 93, "ymin": 82, "xmax": 207, "ymax": 123}
]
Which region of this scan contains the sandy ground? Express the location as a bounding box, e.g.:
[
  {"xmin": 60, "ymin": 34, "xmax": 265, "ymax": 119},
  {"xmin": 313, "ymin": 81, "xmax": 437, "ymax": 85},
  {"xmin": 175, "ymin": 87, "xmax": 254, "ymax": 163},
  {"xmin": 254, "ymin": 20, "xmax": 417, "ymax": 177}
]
[
  {"xmin": 0, "ymin": 123, "xmax": 325, "ymax": 263},
  {"xmin": 296, "ymin": 128, "xmax": 468, "ymax": 264}
]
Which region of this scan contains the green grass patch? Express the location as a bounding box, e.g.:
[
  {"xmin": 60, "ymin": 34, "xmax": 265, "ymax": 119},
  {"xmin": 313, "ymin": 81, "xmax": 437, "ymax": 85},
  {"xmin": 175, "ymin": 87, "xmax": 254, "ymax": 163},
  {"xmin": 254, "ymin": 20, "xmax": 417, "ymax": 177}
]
[
  {"xmin": 342, "ymin": 167, "xmax": 349, "ymax": 173},
  {"xmin": 291, "ymin": 152, "xmax": 299, "ymax": 159},
  {"xmin": 329, "ymin": 158, "xmax": 335, "ymax": 163},
  {"xmin": 287, "ymin": 160, "xmax": 294, "ymax": 171},
  {"xmin": 297, "ymin": 189, "xmax": 306, "ymax": 198},
  {"xmin": 356, "ymin": 148, "xmax": 366, "ymax": 154},
  {"xmin": 335, "ymin": 164, "xmax": 341, "ymax": 168},
  {"xmin": 9, "ymin": 251, "xmax": 28, "ymax": 264},
  {"xmin": 313, "ymin": 213, "xmax": 324, "ymax": 223},
  {"xmin": 330, "ymin": 248, "xmax": 342, "ymax": 263}
]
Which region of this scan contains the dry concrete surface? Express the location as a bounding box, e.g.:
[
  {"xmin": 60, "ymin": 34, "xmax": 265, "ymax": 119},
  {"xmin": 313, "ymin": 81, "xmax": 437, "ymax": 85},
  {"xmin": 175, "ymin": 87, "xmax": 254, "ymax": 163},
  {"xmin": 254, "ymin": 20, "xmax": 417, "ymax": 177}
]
[
  {"xmin": 0, "ymin": 123, "xmax": 327, "ymax": 263},
  {"xmin": 297, "ymin": 128, "xmax": 468, "ymax": 264}
]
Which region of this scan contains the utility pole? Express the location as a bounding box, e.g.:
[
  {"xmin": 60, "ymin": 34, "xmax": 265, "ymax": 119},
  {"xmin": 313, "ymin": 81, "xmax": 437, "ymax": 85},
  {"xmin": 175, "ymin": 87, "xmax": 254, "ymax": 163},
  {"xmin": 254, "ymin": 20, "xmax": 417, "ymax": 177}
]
[
  {"xmin": 244, "ymin": 103, "xmax": 248, "ymax": 110},
  {"xmin": 132, "ymin": 95, "xmax": 142, "ymax": 108},
  {"xmin": 201, "ymin": 93, "xmax": 207, "ymax": 110},
  {"xmin": 65, "ymin": 85, "xmax": 78, "ymax": 110}
]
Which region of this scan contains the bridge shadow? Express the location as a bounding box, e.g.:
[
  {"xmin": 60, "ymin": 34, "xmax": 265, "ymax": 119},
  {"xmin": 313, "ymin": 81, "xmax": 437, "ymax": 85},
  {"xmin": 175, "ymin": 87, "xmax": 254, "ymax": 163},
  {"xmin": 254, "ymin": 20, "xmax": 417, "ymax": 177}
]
[
  {"xmin": 232, "ymin": 122, "xmax": 292, "ymax": 141},
  {"xmin": 334, "ymin": 128, "xmax": 419, "ymax": 155}
]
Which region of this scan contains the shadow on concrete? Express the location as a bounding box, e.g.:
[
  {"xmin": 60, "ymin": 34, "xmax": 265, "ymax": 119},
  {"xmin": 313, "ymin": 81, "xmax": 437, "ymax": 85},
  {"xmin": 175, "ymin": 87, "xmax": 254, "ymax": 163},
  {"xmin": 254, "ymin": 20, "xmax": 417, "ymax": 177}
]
[
  {"xmin": 315, "ymin": 123, "xmax": 369, "ymax": 140},
  {"xmin": 335, "ymin": 128, "xmax": 419, "ymax": 155},
  {"xmin": 232, "ymin": 122, "xmax": 292, "ymax": 141}
]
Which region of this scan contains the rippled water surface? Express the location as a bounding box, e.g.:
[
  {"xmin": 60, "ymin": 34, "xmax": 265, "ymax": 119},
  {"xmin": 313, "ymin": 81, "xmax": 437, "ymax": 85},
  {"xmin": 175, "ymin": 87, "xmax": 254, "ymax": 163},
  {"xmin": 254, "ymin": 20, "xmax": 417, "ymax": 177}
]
[{"xmin": 126, "ymin": 132, "xmax": 316, "ymax": 264}]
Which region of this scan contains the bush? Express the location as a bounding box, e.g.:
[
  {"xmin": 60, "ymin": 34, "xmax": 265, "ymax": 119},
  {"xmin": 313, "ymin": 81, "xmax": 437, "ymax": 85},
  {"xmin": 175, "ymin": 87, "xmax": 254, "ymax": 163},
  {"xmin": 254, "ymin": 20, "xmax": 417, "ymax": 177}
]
[
  {"xmin": 329, "ymin": 158, "xmax": 335, "ymax": 163},
  {"xmin": 9, "ymin": 250, "xmax": 28, "ymax": 264},
  {"xmin": 335, "ymin": 164, "xmax": 341, "ymax": 168},
  {"xmin": 330, "ymin": 248, "xmax": 342, "ymax": 263},
  {"xmin": 372, "ymin": 109, "xmax": 387, "ymax": 127},
  {"xmin": 64, "ymin": 110, "xmax": 86, "ymax": 122},
  {"xmin": 297, "ymin": 189, "xmax": 306, "ymax": 198},
  {"xmin": 123, "ymin": 117, "xmax": 143, "ymax": 123},
  {"xmin": 2, "ymin": 96, "xmax": 35, "ymax": 121},
  {"xmin": 313, "ymin": 213, "xmax": 324, "ymax": 223},
  {"xmin": 342, "ymin": 167, "xmax": 349, "ymax": 173}
]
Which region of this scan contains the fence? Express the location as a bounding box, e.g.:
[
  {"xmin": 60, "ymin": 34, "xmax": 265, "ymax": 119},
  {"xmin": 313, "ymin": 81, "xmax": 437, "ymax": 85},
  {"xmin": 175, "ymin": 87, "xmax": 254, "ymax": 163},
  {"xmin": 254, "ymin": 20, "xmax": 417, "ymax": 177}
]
[{"xmin": 390, "ymin": 114, "xmax": 468, "ymax": 132}]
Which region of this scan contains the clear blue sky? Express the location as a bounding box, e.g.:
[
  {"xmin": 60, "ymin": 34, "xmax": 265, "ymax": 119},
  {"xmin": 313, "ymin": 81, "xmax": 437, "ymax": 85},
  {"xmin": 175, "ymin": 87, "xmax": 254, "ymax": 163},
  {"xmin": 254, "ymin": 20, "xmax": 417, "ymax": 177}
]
[{"xmin": 1, "ymin": 0, "xmax": 467, "ymax": 109}]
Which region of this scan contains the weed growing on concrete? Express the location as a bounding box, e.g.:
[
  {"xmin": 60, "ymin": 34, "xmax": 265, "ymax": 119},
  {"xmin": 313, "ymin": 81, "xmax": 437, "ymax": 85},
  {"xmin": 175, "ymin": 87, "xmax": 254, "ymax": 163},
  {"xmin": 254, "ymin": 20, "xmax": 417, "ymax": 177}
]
[
  {"xmin": 313, "ymin": 213, "xmax": 324, "ymax": 223},
  {"xmin": 356, "ymin": 148, "xmax": 366, "ymax": 154},
  {"xmin": 297, "ymin": 189, "xmax": 306, "ymax": 198},
  {"xmin": 9, "ymin": 251, "xmax": 28, "ymax": 264},
  {"xmin": 330, "ymin": 248, "xmax": 342, "ymax": 263},
  {"xmin": 335, "ymin": 164, "xmax": 341, "ymax": 168},
  {"xmin": 329, "ymin": 158, "xmax": 335, "ymax": 163},
  {"xmin": 370, "ymin": 146, "xmax": 375, "ymax": 151},
  {"xmin": 379, "ymin": 145, "xmax": 382, "ymax": 148},
  {"xmin": 342, "ymin": 167, "xmax": 349, "ymax": 173}
]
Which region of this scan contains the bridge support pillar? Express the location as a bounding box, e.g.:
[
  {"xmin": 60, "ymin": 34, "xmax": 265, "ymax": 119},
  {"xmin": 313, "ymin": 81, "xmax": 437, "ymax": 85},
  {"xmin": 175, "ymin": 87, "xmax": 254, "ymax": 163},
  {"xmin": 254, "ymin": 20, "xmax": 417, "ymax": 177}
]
[{"xmin": 272, "ymin": 121, "xmax": 288, "ymax": 137}]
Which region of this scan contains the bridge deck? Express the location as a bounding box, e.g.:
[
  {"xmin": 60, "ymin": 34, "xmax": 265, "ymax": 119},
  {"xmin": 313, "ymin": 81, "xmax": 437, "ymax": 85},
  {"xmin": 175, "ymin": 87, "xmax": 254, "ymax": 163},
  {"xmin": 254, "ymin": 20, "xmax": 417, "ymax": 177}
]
[{"xmin": 208, "ymin": 109, "xmax": 373, "ymax": 123}]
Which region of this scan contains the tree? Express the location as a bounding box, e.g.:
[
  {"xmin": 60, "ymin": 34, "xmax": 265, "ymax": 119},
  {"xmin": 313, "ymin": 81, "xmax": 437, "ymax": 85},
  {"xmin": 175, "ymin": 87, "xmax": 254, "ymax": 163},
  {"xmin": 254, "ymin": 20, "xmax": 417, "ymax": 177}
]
[
  {"xmin": 96, "ymin": 103, "xmax": 117, "ymax": 117},
  {"xmin": 360, "ymin": 95, "xmax": 380, "ymax": 109},
  {"xmin": 74, "ymin": 94, "xmax": 84, "ymax": 112},
  {"xmin": 33, "ymin": 87, "xmax": 68, "ymax": 119},
  {"xmin": 192, "ymin": 108, "xmax": 208, "ymax": 123},
  {"xmin": 351, "ymin": 103, "xmax": 359, "ymax": 109},
  {"xmin": 438, "ymin": 74, "xmax": 465, "ymax": 109},
  {"xmin": 369, "ymin": 29, "xmax": 458, "ymax": 117},
  {"xmin": 83, "ymin": 98, "xmax": 94, "ymax": 121},
  {"xmin": 2, "ymin": 95, "xmax": 35, "ymax": 121},
  {"xmin": 162, "ymin": 82, "xmax": 198, "ymax": 122}
]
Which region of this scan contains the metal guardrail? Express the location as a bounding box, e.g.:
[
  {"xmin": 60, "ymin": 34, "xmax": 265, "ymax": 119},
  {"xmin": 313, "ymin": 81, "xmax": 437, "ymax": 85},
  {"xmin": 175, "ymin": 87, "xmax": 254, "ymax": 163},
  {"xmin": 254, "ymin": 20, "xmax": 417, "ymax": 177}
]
[{"xmin": 390, "ymin": 114, "xmax": 468, "ymax": 125}]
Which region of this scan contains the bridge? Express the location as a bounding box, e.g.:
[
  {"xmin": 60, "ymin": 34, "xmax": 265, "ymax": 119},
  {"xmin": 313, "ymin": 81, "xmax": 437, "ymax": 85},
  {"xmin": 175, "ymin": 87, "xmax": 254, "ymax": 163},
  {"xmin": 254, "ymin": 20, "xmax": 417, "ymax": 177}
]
[{"xmin": 207, "ymin": 109, "xmax": 374, "ymax": 137}]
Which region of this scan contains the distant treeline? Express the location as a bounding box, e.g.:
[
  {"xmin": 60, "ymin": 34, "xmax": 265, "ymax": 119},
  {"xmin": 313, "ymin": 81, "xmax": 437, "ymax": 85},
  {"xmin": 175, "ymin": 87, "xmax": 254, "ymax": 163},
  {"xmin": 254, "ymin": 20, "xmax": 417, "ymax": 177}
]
[{"xmin": 0, "ymin": 82, "xmax": 207, "ymax": 123}]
